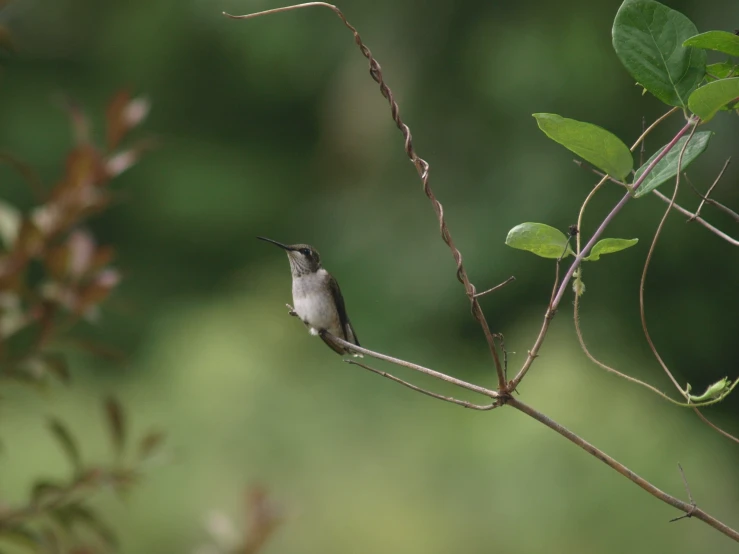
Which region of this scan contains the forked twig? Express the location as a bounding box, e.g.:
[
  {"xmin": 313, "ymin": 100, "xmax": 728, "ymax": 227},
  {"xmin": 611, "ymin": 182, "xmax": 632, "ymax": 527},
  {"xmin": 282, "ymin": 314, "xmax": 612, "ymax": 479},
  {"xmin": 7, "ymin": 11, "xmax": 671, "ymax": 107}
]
[
  {"xmin": 473, "ymin": 276, "xmax": 516, "ymax": 298},
  {"xmin": 225, "ymin": 3, "xmax": 508, "ymax": 390},
  {"xmin": 638, "ymin": 126, "xmax": 739, "ymax": 444},
  {"xmin": 686, "ymin": 159, "xmax": 739, "ymax": 223},
  {"xmin": 640, "ymin": 126, "xmax": 697, "ymax": 398},
  {"xmin": 327, "ymin": 333, "xmax": 499, "ymax": 400},
  {"xmin": 574, "ymin": 294, "xmax": 692, "ymax": 406},
  {"xmin": 574, "ymin": 161, "xmax": 739, "ymax": 247},
  {"xmin": 346, "ymin": 359, "xmax": 497, "ymax": 410},
  {"xmin": 669, "ymin": 463, "xmax": 696, "ymax": 523}
]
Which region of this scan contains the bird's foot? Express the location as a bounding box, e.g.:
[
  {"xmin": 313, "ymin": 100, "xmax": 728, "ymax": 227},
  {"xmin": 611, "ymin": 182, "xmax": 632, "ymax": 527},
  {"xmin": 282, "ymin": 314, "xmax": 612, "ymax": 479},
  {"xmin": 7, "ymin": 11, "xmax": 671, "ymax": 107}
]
[{"xmin": 286, "ymin": 303, "xmax": 297, "ymax": 317}]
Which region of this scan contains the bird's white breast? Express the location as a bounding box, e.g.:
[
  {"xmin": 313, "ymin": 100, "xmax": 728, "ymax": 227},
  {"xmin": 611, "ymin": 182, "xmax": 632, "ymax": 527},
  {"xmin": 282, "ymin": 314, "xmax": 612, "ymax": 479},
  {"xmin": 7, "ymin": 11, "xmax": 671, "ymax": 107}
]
[{"xmin": 292, "ymin": 269, "xmax": 341, "ymax": 335}]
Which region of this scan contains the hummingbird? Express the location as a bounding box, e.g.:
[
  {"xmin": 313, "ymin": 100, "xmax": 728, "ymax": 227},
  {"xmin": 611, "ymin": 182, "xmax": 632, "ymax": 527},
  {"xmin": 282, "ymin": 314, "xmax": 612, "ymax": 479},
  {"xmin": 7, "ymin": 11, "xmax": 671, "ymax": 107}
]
[{"xmin": 257, "ymin": 237, "xmax": 361, "ymax": 356}]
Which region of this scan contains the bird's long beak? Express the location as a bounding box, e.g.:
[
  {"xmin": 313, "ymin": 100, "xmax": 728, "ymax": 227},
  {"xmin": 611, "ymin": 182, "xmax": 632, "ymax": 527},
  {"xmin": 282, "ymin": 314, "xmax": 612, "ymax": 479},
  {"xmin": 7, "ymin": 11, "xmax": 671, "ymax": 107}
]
[{"xmin": 256, "ymin": 236, "xmax": 294, "ymax": 251}]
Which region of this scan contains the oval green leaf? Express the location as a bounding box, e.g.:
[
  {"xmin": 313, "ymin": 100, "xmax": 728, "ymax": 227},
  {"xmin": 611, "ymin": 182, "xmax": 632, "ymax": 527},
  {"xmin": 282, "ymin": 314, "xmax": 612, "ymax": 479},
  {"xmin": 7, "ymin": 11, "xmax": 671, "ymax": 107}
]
[
  {"xmin": 533, "ymin": 114, "xmax": 633, "ymax": 179},
  {"xmin": 688, "ymin": 77, "xmax": 739, "ymax": 121},
  {"xmin": 612, "ymin": 0, "xmax": 706, "ymax": 108},
  {"xmin": 583, "ymin": 238, "xmax": 638, "ymax": 261},
  {"xmin": 683, "ymin": 31, "xmax": 739, "ymax": 57},
  {"xmin": 632, "ymin": 131, "xmax": 712, "ymax": 197},
  {"xmin": 505, "ymin": 223, "xmax": 574, "ymax": 259},
  {"xmin": 706, "ymin": 61, "xmax": 738, "ymax": 82}
]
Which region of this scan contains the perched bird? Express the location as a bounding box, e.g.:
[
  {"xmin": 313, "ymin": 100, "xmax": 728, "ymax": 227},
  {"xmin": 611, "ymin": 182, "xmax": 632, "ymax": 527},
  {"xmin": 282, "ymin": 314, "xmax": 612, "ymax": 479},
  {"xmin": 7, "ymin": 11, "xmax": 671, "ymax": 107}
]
[{"xmin": 257, "ymin": 237, "xmax": 361, "ymax": 356}]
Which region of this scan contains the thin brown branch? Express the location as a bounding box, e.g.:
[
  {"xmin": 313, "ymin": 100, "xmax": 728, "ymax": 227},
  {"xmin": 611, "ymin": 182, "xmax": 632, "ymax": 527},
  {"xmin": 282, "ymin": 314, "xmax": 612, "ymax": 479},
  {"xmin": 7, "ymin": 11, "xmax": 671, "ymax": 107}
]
[
  {"xmin": 685, "ymin": 160, "xmax": 739, "ymax": 223},
  {"xmin": 346, "ymin": 359, "xmax": 497, "ymax": 410},
  {"xmin": 652, "ymin": 189, "xmax": 739, "ymax": 246},
  {"xmin": 225, "ymin": 1, "xmax": 507, "ymax": 391},
  {"xmin": 639, "ymin": 128, "xmax": 739, "ymax": 444},
  {"xmin": 692, "ymin": 408, "xmax": 739, "ymax": 445},
  {"xmin": 573, "ymin": 293, "xmax": 688, "ymax": 406},
  {"xmin": 640, "ymin": 125, "xmax": 696, "ymax": 397},
  {"xmin": 691, "ymin": 158, "xmax": 730, "ymax": 220},
  {"xmin": 508, "ymin": 398, "xmax": 739, "ymax": 542},
  {"xmin": 669, "ymin": 463, "xmax": 696, "ymax": 522},
  {"xmin": 631, "ymin": 107, "xmax": 680, "ymax": 152},
  {"xmin": 574, "ymin": 160, "xmax": 739, "ymax": 247},
  {"xmin": 473, "ymin": 276, "xmax": 516, "ymax": 298},
  {"xmin": 510, "ymin": 114, "xmax": 692, "ymax": 391},
  {"xmin": 326, "ymin": 333, "xmax": 499, "ymax": 399}
]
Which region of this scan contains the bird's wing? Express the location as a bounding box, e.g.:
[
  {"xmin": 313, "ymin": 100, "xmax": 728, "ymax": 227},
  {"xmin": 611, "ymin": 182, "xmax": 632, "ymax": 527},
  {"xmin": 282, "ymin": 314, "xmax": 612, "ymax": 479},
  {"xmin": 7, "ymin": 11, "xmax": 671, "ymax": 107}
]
[
  {"xmin": 320, "ymin": 332, "xmax": 347, "ymax": 355},
  {"xmin": 328, "ymin": 274, "xmax": 359, "ymax": 346}
]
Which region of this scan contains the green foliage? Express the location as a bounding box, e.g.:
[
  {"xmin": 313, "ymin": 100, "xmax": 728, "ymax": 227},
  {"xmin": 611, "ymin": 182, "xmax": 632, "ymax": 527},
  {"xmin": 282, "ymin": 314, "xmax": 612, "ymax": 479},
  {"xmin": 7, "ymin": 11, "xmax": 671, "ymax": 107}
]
[
  {"xmin": 505, "ymin": 223, "xmax": 574, "ymax": 259},
  {"xmin": 506, "ymin": 223, "xmax": 638, "ymax": 263},
  {"xmin": 705, "ymin": 61, "xmax": 738, "ymax": 80},
  {"xmin": 612, "ymin": 0, "xmax": 705, "ymax": 107},
  {"xmin": 686, "ymin": 377, "xmax": 734, "ymax": 403},
  {"xmin": 632, "ymin": 131, "xmax": 712, "ymax": 197},
  {"xmin": 688, "ymin": 77, "xmax": 739, "ymax": 121},
  {"xmin": 583, "ymin": 238, "xmax": 638, "ymax": 261},
  {"xmin": 684, "ymin": 30, "xmax": 739, "ymax": 57},
  {"xmin": 532, "ymin": 114, "xmax": 633, "ymax": 179}
]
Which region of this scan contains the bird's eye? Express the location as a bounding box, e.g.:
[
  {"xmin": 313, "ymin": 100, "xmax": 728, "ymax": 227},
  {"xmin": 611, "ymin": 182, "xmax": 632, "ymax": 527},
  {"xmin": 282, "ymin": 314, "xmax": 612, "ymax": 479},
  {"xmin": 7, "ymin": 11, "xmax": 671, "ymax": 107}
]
[{"xmin": 299, "ymin": 248, "xmax": 311, "ymax": 256}]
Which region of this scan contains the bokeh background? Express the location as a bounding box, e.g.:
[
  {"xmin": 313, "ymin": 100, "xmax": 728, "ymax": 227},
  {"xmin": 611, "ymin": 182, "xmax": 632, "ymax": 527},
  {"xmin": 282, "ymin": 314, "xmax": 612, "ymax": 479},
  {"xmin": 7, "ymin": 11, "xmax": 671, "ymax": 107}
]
[{"xmin": 1, "ymin": 0, "xmax": 738, "ymax": 552}]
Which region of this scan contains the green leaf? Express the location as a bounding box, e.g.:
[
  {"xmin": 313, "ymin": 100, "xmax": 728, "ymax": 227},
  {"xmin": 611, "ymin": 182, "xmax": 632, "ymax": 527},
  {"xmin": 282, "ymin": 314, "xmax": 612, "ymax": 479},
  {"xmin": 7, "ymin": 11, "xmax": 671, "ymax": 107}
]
[
  {"xmin": 687, "ymin": 377, "xmax": 732, "ymax": 403},
  {"xmin": 505, "ymin": 223, "xmax": 574, "ymax": 259},
  {"xmin": 706, "ymin": 61, "xmax": 738, "ymax": 81},
  {"xmin": 612, "ymin": 0, "xmax": 706, "ymax": 107},
  {"xmin": 47, "ymin": 418, "xmax": 82, "ymax": 475},
  {"xmin": 532, "ymin": 114, "xmax": 632, "ymax": 179},
  {"xmin": 688, "ymin": 77, "xmax": 739, "ymax": 121},
  {"xmin": 583, "ymin": 238, "xmax": 639, "ymax": 261},
  {"xmin": 633, "ymin": 131, "xmax": 712, "ymax": 197},
  {"xmin": 683, "ymin": 31, "xmax": 739, "ymax": 57}
]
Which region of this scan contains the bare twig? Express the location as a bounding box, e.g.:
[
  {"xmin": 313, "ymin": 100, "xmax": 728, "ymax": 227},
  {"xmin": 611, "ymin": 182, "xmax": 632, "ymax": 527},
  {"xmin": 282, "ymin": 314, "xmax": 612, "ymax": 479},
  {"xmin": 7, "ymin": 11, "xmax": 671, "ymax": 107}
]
[
  {"xmin": 225, "ymin": 1, "xmax": 508, "ymax": 390},
  {"xmin": 638, "ymin": 127, "xmax": 739, "ymax": 444},
  {"xmin": 685, "ymin": 160, "xmax": 739, "ymax": 223},
  {"xmin": 669, "ymin": 463, "xmax": 696, "ymax": 522},
  {"xmin": 690, "ymin": 158, "xmax": 730, "ymax": 220},
  {"xmin": 574, "ymin": 294, "xmax": 688, "ymax": 405},
  {"xmin": 473, "ymin": 276, "xmax": 516, "ymax": 298},
  {"xmin": 692, "ymin": 408, "xmax": 739, "ymax": 445},
  {"xmin": 652, "ymin": 189, "xmax": 739, "ymax": 245},
  {"xmin": 575, "ymin": 161, "xmax": 739, "ymax": 247},
  {"xmin": 346, "ymin": 359, "xmax": 497, "ymax": 410},
  {"xmin": 508, "ymin": 398, "xmax": 739, "ymax": 541},
  {"xmin": 631, "ymin": 107, "xmax": 680, "ymax": 153},
  {"xmin": 327, "ymin": 333, "xmax": 499, "ymax": 399},
  {"xmin": 640, "ymin": 125, "xmax": 697, "ymax": 398}
]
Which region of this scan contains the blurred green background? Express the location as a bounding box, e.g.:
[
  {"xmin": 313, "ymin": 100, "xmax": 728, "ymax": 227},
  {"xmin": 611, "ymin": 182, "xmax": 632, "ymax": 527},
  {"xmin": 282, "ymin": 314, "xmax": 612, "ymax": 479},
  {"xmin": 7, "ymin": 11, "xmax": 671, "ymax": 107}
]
[{"xmin": 1, "ymin": 0, "xmax": 738, "ymax": 552}]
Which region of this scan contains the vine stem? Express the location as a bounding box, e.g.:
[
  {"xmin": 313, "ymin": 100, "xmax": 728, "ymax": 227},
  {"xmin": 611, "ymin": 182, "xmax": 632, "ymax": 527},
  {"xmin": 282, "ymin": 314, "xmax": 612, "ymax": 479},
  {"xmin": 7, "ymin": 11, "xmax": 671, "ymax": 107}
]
[
  {"xmin": 509, "ymin": 117, "xmax": 697, "ymax": 390},
  {"xmin": 224, "ymin": 2, "xmax": 510, "ymax": 391},
  {"xmin": 552, "ymin": 118, "xmax": 697, "ymax": 310},
  {"xmin": 227, "ymin": 4, "xmax": 739, "ymax": 543}
]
